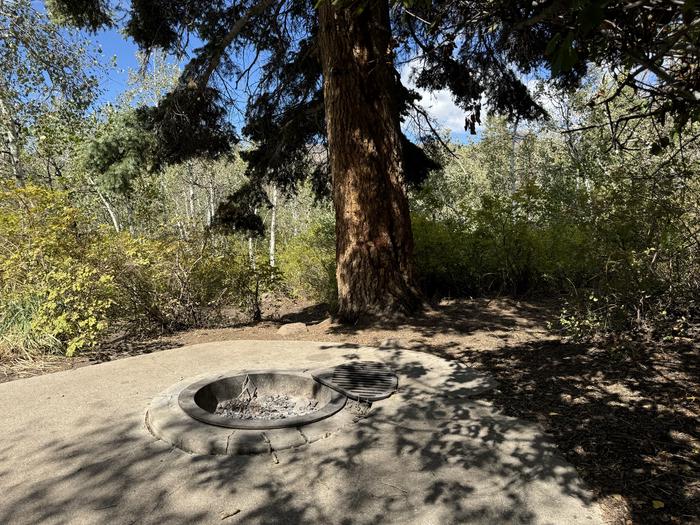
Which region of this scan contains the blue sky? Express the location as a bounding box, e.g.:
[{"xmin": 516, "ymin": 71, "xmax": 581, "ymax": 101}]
[
  {"xmin": 92, "ymin": 27, "xmax": 140, "ymax": 105},
  {"xmin": 88, "ymin": 26, "xmax": 478, "ymax": 143}
]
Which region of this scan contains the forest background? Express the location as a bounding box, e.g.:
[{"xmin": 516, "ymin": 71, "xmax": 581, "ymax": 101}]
[{"xmin": 1, "ymin": 0, "xmax": 698, "ymax": 360}]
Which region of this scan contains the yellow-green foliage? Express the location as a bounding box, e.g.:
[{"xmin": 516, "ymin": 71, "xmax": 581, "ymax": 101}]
[
  {"xmin": 0, "ymin": 183, "xmax": 115, "ymax": 356},
  {"xmin": 100, "ymin": 234, "xmax": 280, "ymax": 328},
  {"xmin": 0, "ymin": 183, "xmax": 271, "ymax": 358},
  {"xmin": 278, "ymin": 216, "xmax": 337, "ymax": 305},
  {"xmin": 35, "ymin": 264, "xmax": 115, "ymax": 356},
  {"xmin": 411, "ymin": 214, "xmax": 472, "ymax": 297}
]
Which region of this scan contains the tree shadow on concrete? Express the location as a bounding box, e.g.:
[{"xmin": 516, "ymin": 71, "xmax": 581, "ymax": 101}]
[
  {"xmin": 0, "ymin": 345, "xmax": 599, "ymax": 525},
  {"xmin": 460, "ymin": 338, "xmax": 700, "ymax": 525}
]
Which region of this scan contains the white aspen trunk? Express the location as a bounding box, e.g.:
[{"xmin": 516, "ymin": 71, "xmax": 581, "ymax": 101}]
[
  {"xmin": 188, "ymin": 184, "xmax": 195, "ymax": 220},
  {"xmin": 207, "ymin": 181, "xmax": 215, "ymax": 227},
  {"xmin": 248, "ymin": 236, "xmax": 255, "ymax": 269},
  {"xmin": 292, "ymin": 196, "xmax": 299, "ymax": 236},
  {"xmin": 0, "ymin": 97, "xmax": 25, "ymax": 185},
  {"xmin": 268, "ymin": 185, "xmax": 277, "ymax": 266},
  {"xmin": 88, "ymin": 176, "xmax": 121, "ymax": 232},
  {"xmin": 248, "ymin": 206, "xmax": 258, "ymax": 269},
  {"xmin": 510, "ymin": 117, "xmax": 519, "ymax": 195},
  {"xmin": 176, "ymin": 220, "xmax": 186, "ymax": 239},
  {"xmin": 185, "ymin": 161, "xmax": 196, "ymax": 226}
]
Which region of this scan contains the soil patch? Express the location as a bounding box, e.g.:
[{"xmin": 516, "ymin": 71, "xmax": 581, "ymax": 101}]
[{"xmin": 460, "ymin": 339, "xmax": 700, "ymax": 525}]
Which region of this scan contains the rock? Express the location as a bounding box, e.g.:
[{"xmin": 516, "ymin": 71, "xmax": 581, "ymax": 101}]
[
  {"xmin": 314, "ymin": 318, "xmax": 334, "ymax": 330},
  {"xmin": 277, "ymin": 322, "xmax": 308, "ymax": 336}
]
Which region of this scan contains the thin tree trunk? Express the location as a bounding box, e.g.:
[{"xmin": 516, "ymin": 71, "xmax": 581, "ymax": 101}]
[
  {"xmin": 269, "ymin": 185, "xmax": 277, "ymax": 266},
  {"xmin": 510, "ymin": 117, "xmax": 519, "ymax": 194},
  {"xmin": 292, "ymin": 195, "xmax": 299, "ymax": 236},
  {"xmin": 185, "ymin": 161, "xmax": 196, "ymax": 228},
  {"xmin": 318, "ymin": 0, "xmax": 421, "ymax": 320},
  {"xmin": 176, "ymin": 220, "xmax": 186, "ymax": 239},
  {"xmin": 207, "ymin": 182, "xmax": 216, "ymax": 227},
  {"xmin": 248, "ymin": 204, "xmax": 257, "ymax": 269},
  {"xmin": 188, "ymin": 183, "xmax": 196, "ymax": 221},
  {"xmin": 88, "ymin": 176, "xmax": 121, "ymax": 232},
  {"xmin": 248, "ymin": 236, "xmax": 255, "ymax": 269},
  {"xmin": 0, "ymin": 97, "xmax": 25, "ymax": 186}
]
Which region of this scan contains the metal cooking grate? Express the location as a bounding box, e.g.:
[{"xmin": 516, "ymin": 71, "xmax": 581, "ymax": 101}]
[{"xmin": 312, "ymin": 361, "xmax": 398, "ymax": 402}]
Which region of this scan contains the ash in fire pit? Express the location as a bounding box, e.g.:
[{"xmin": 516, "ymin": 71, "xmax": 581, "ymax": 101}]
[
  {"xmin": 214, "ymin": 374, "xmax": 319, "ymax": 420},
  {"xmin": 216, "ymin": 394, "xmax": 319, "ymax": 420},
  {"xmin": 178, "ymin": 370, "xmax": 347, "ymax": 429}
]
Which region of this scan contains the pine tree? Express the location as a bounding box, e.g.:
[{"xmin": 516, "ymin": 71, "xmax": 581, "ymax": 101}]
[{"xmin": 49, "ymin": 0, "xmax": 699, "ymax": 319}]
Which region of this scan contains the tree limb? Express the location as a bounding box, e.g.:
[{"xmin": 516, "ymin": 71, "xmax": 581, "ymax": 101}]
[{"xmin": 197, "ymin": 0, "xmax": 276, "ymax": 88}]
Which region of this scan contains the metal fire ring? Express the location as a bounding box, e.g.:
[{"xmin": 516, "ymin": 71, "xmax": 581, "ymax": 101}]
[{"xmin": 177, "ymin": 371, "xmax": 347, "ymax": 430}]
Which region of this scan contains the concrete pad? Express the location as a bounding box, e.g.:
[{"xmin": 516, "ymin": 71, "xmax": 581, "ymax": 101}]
[{"xmin": 0, "ymin": 340, "xmax": 604, "ymax": 524}]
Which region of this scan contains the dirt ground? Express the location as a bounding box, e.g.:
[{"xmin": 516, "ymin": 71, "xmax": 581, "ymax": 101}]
[{"xmin": 1, "ymin": 297, "xmax": 698, "ymax": 525}]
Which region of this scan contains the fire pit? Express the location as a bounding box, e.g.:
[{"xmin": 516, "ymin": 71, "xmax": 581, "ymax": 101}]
[
  {"xmin": 146, "ymin": 360, "xmax": 399, "ymax": 455},
  {"xmin": 178, "ymin": 372, "xmax": 347, "ymax": 430}
]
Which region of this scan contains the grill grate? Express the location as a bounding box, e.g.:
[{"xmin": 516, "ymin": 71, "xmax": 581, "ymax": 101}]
[{"xmin": 312, "ymin": 361, "xmax": 398, "ymax": 402}]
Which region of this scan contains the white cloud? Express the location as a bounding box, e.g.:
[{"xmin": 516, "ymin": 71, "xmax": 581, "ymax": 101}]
[{"xmin": 400, "ymin": 63, "xmax": 485, "ymax": 141}]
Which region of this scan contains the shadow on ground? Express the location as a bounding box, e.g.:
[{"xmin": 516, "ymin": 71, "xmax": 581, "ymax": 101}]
[
  {"xmin": 0, "ymin": 347, "xmax": 599, "ymax": 525},
  {"xmin": 460, "ymin": 339, "xmax": 700, "ymax": 525},
  {"xmin": 325, "ymin": 298, "xmax": 556, "ymax": 340},
  {"xmin": 3, "ymin": 297, "xmax": 696, "ymax": 524}
]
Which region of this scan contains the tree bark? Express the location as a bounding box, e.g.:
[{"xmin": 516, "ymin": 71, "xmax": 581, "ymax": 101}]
[
  {"xmin": 88, "ymin": 176, "xmax": 121, "ymax": 232},
  {"xmin": 0, "ymin": 97, "xmax": 25, "ymax": 186},
  {"xmin": 207, "ymin": 180, "xmax": 216, "ymax": 227},
  {"xmin": 317, "ymin": 0, "xmax": 421, "ymax": 320},
  {"xmin": 268, "ymin": 185, "xmax": 277, "ymax": 266}
]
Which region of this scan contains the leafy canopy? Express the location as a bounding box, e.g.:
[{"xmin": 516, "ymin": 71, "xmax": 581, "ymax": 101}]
[{"xmin": 50, "ymin": 0, "xmax": 700, "ymax": 221}]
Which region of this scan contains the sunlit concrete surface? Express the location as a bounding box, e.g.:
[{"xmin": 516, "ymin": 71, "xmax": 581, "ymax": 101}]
[{"xmin": 0, "ymin": 340, "xmax": 604, "ymax": 524}]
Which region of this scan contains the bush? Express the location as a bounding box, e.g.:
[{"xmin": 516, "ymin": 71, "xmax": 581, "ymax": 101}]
[
  {"xmin": 0, "ymin": 183, "xmax": 280, "ymax": 358},
  {"xmin": 33, "ymin": 263, "xmax": 115, "ymax": 356},
  {"xmin": 412, "ymin": 189, "xmax": 594, "ymax": 298},
  {"xmin": 0, "ymin": 184, "xmax": 116, "ymax": 356},
  {"xmin": 412, "ymin": 214, "xmax": 474, "ymax": 297},
  {"xmin": 278, "ymin": 215, "xmax": 337, "ymax": 305},
  {"xmin": 227, "ymin": 255, "xmax": 282, "ymax": 321},
  {"xmin": 101, "ymin": 234, "xmax": 282, "ymax": 328}
]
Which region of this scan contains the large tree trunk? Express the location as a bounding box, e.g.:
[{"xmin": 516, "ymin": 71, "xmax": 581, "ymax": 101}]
[{"xmin": 318, "ymin": 0, "xmax": 422, "ymax": 320}]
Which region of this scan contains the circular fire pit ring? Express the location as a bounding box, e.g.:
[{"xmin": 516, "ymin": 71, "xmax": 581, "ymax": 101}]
[
  {"xmin": 178, "ymin": 372, "xmax": 347, "ymax": 430},
  {"xmin": 146, "ymin": 368, "xmax": 367, "ymax": 455}
]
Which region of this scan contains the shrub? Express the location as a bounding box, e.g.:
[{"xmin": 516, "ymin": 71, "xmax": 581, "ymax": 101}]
[
  {"xmin": 0, "ymin": 183, "xmax": 281, "ymax": 358},
  {"xmin": 32, "ymin": 263, "xmax": 115, "ymax": 356},
  {"xmin": 226, "ymin": 255, "xmax": 282, "ymax": 321},
  {"xmin": 0, "ymin": 183, "xmax": 116, "ymax": 356},
  {"xmin": 278, "ymin": 215, "xmax": 337, "ymax": 305},
  {"xmin": 412, "ymin": 214, "xmax": 474, "ymax": 297},
  {"xmin": 0, "ymin": 295, "xmax": 61, "ymax": 359}
]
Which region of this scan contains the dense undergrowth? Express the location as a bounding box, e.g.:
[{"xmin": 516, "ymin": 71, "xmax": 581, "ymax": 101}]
[
  {"xmin": 0, "ymin": 184, "xmax": 281, "ymax": 358},
  {"xmin": 2, "ymin": 81, "xmax": 699, "ymax": 359}
]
